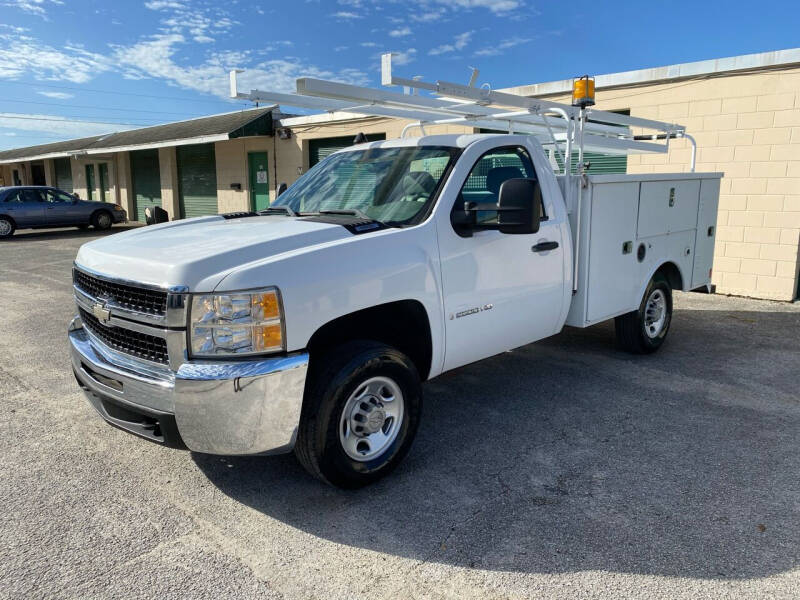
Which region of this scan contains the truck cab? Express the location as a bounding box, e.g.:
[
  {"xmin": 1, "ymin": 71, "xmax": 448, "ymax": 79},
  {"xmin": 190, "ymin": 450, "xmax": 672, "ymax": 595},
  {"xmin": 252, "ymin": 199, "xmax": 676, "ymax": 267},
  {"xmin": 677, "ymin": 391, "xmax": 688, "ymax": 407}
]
[{"xmin": 68, "ymin": 130, "xmax": 719, "ymax": 488}]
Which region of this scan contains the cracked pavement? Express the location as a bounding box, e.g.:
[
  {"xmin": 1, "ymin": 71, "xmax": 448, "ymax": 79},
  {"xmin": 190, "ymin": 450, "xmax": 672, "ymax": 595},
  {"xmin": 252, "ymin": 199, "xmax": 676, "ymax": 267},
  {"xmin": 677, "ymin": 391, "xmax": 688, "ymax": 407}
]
[{"xmin": 2, "ymin": 227, "xmax": 800, "ymax": 599}]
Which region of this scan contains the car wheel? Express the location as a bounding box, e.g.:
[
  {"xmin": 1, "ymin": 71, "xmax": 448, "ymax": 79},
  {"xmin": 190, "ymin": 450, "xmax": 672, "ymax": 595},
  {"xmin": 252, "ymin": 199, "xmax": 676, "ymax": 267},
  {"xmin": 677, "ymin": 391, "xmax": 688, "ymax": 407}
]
[
  {"xmin": 92, "ymin": 210, "xmax": 113, "ymax": 230},
  {"xmin": 615, "ymin": 272, "xmax": 673, "ymax": 354},
  {"xmin": 295, "ymin": 341, "xmax": 423, "ymax": 488},
  {"xmin": 0, "ymin": 217, "xmax": 15, "ymax": 239}
]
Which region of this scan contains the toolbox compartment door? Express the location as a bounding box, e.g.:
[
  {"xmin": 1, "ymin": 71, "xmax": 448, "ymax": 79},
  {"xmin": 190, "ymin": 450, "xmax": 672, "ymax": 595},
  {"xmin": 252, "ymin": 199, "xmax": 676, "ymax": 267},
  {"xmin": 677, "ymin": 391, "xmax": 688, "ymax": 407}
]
[
  {"xmin": 691, "ymin": 178, "xmax": 721, "ymax": 289},
  {"xmin": 637, "ymin": 180, "xmax": 700, "ymax": 238},
  {"xmin": 586, "ymin": 182, "xmax": 640, "ymax": 322}
]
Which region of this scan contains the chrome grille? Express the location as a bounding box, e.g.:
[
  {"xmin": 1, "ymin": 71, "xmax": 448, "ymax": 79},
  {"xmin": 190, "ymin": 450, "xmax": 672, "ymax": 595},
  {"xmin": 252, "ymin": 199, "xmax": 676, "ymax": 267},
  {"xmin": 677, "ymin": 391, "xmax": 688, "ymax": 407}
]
[
  {"xmin": 79, "ymin": 307, "xmax": 169, "ymax": 365},
  {"xmin": 74, "ymin": 269, "xmax": 168, "ymax": 316}
]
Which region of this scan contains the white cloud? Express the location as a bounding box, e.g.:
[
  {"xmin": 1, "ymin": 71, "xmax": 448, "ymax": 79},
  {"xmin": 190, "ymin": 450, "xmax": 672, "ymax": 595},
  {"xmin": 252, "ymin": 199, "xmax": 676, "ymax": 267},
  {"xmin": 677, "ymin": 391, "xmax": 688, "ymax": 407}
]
[
  {"xmin": 410, "ymin": 9, "xmax": 445, "ymax": 22},
  {"xmin": 146, "ymin": 0, "xmax": 237, "ymax": 45},
  {"xmin": 389, "ymin": 26, "xmax": 412, "ymax": 37},
  {"xmin": 332, "ymin": 11, "xmax": 362, "ymax": 19},
  {"xmin": 0, "ymin": 113, "xmax": 130, "ymax": 138},
  {"xmin": 474, "ymin": 36, "xmax": 531, "ymax": 56},
  {"xmin": 389, "ymin": 48, "xmax": 417, "ymax": 66},
  {"xmin": 36, "ymin": 91, "xmax": 74, "ymax": 99},
  {"xmin": 0, "ymin": 31, "xmax": 111, "ymax": 83},
  {"xmin": 2, "ymin": 0, "xmax": 63, "ymax": 18},
  {"xmin": 428, "ymin": 30, "xmax": 473, "ymax": 55},
  {"xmin": 336, "ymin": 0, "xmax": 523, "ymax": 19},
  {"xmin": 430, "ymin": 0, "xmax": 522, "ymax": 14},
  {"xmin": 144, "ymin": 0, "xmax": 186, "ymax": 9},
  {"xmin": 360, "ymin": 41, "xmax": 378, "ymax": 47},
  {"xmin": 113, "ymin": 33, "xmax": 369, "ymax": 97}
]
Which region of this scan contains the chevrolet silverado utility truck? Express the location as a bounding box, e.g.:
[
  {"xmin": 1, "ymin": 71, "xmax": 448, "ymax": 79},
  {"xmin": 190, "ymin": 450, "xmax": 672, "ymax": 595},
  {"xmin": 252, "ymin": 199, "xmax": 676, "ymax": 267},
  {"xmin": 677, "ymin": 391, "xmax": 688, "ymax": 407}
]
[{"xmin": 68, "ymin": 64, "xmax": 721, "ymax": 487}]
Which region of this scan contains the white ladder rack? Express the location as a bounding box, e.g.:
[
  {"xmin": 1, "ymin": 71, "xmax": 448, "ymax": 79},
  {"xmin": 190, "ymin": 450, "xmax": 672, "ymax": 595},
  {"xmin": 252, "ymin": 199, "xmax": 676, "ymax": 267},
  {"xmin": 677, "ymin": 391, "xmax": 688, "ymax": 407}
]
[{"xmin": 230, "ymin": 53, "xmax": 697, "ymax": 175}]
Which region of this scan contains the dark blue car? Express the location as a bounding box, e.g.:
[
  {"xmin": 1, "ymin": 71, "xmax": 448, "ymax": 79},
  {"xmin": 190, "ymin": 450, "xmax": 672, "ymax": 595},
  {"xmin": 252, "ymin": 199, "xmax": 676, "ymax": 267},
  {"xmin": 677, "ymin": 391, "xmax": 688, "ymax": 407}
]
[{"xmin": 0, "ymin": 186, "xmax": 127, "ymax": 238}]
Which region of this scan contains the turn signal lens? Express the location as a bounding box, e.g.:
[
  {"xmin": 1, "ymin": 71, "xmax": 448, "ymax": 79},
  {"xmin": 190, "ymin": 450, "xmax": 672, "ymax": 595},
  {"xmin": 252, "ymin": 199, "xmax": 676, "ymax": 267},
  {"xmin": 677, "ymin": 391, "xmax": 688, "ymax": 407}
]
[
  {"xmin": 254, "ymin": 323, "xmax": 283, "ymax": 352},
  {"xmin": 252, "ymin": 291, "xmax": 280, "ymax": 320}
]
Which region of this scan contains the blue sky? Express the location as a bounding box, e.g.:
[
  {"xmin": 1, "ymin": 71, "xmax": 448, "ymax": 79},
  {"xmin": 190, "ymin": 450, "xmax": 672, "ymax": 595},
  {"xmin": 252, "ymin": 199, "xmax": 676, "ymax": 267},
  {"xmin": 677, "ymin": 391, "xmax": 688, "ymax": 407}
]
[{"xmin": 1, "ymin": 0, "xmax": 798, "ymax": 150}]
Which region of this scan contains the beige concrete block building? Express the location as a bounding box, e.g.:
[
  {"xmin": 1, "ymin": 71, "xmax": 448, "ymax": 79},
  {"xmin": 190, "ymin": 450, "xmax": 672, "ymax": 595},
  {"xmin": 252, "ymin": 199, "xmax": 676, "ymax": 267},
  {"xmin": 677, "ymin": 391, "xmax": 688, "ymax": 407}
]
[{"xmin": 1, "ymin": 48, "xmax": 798, "ymax": 301}]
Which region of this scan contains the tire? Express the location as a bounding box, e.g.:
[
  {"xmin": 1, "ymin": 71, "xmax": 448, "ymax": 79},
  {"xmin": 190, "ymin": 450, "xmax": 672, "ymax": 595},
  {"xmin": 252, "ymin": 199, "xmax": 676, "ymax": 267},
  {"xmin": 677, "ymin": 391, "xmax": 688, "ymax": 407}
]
[
  {"xmin": 0, "ymin": 217, "xmax": 15, "ymax": 239},
  {"xmin": 295, "ymin": 341, "xmax": 423, "ymax": 488},
  {"xmin": 92, "ymin": 210, "xmax": 113, "ymax": 230},
  {"xmin": 615, "ymin": 272, "xmax": 672, "ymax": 354}
]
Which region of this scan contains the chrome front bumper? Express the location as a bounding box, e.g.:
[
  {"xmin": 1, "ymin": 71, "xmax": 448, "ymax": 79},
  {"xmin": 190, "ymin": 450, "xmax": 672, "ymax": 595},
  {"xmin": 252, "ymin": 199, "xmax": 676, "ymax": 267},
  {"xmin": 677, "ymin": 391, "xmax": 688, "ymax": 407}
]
[{"xmin": 68, "ymin": 316, "xmax": 309, "ymax": 455}]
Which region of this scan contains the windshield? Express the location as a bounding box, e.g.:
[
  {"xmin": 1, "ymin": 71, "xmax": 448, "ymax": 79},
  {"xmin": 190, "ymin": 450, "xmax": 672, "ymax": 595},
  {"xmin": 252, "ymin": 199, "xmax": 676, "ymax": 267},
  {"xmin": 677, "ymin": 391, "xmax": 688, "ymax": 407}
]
[{"xmin": 274, "ymin": 145, "xmax": 459, "ymax": 226}]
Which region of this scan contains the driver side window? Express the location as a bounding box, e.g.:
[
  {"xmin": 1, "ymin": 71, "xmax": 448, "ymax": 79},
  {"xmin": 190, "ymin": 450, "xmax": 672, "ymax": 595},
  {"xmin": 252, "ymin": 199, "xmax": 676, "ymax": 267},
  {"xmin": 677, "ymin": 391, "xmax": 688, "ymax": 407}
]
[
  {"xmin": 456, "ymin": 146, "xmax": 542, "ymax": 225},
  {"xmin": 45, "ymin": 190, "xmax": 72, "ymax": 203}
]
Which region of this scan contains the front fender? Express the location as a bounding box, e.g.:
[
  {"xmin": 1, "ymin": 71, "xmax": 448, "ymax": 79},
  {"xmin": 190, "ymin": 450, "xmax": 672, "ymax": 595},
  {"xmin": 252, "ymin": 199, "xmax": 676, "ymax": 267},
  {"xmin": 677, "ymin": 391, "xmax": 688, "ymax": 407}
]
[{"xmin": 214, "ymin": 223, "xmax": 446, "ymax": 378}]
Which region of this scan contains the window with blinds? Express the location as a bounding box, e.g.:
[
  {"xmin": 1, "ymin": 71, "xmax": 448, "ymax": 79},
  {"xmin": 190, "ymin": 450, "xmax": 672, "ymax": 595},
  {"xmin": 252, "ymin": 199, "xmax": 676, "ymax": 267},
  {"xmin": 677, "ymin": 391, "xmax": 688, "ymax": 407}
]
[
  {"xmin": 308, "ymin": 134, "xmax": 386, "ymax": 168},
  {"xmin": 54, "ymin": 157, "xmax": 73, "ymax": 193}
]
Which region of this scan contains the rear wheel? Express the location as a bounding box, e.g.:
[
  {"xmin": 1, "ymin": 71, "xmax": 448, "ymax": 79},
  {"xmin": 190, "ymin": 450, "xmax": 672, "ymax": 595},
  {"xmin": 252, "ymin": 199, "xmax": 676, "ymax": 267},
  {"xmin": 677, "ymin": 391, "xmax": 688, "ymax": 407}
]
[
  {"xmin": 0, "ymin": 217, "xmax": 15, "ymax": 238},
  {"xmin": 615, "ymin": 272, "xmax": 672, "ymax": 354},
  {"xmin": 295, "ymin": 341, "xmax": 422, "ymax": 488},
  {"xmin": 92, "ymin": 210, "xmax": 112, "ymax": 230}
]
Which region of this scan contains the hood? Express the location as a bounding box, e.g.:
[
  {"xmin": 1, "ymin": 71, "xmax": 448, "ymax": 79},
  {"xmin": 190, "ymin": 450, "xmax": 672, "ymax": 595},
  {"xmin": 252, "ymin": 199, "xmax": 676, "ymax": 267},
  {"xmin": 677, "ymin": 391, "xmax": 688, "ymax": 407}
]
[{"xmin": 75, "ymin": 215, "xmax": 350, "ymax": 291}]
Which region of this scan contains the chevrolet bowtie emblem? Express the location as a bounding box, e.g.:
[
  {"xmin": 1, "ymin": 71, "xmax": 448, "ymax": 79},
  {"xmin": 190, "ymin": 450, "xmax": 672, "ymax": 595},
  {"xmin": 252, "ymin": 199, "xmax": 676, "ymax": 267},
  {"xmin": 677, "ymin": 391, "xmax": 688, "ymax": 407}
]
[{"xmin": 92, "ymin": 302, "xmax": 111, "ymax": 324}]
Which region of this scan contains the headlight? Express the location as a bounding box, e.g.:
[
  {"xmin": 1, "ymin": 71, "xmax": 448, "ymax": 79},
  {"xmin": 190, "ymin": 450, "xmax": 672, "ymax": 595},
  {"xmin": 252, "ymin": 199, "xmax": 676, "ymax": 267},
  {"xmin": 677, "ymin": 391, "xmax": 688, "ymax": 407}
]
[
  {"xmin": 113, "ymin": 204, "xmax": 123, "ymax": 211},
  {"xmin": 189, "ymin": 288, "xmax": 284, "ymax": 357}
]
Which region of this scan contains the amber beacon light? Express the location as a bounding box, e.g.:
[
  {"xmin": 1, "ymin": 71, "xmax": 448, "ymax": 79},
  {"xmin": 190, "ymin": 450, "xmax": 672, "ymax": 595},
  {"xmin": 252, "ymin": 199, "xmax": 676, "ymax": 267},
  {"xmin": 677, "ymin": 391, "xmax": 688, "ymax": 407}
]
[{"xmin": 572, "ymin": 75, "xmax": 595, "ymax": 108}]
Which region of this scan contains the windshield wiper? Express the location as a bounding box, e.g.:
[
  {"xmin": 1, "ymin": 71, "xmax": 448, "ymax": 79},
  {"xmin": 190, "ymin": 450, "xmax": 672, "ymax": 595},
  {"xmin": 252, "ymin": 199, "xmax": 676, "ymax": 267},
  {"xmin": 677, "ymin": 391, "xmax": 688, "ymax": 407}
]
[
  {"xmin": 318, "ymin": 208, "xmax": 373, "ymax": 221},
  {"xmin": 258, "ymin": 205, "xmax": 297, "ymax": 217}
]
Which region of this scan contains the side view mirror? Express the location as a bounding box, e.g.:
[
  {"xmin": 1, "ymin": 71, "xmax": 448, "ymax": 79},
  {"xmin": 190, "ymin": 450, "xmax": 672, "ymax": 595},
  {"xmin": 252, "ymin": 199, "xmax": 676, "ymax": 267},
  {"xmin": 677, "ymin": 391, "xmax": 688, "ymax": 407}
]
[
  {"xmin": 277, "ymin": 182, "xmax": 288, "ymax": 196},
  {"xmin": 497, "ymin": 178, "xmax": 542, "ymax": 235},
  {"xmin": 453, "ymin": 178, "xmax": 542, "ymax": 236}
]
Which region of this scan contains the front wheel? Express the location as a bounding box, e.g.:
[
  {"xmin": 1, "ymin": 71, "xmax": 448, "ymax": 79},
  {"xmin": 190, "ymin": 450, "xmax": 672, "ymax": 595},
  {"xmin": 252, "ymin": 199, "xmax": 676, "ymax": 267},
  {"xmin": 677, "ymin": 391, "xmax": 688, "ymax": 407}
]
[
  {"xmin": 295, "ymin": 341, "xmax": 422, "ymax": 488},
  {"xmin": 92, "ymin": 210, "xmax": 113, "ymax": 230},
  {"xmin": 615, "ymin": 273, "xmax": 673, "ymax": 354}
]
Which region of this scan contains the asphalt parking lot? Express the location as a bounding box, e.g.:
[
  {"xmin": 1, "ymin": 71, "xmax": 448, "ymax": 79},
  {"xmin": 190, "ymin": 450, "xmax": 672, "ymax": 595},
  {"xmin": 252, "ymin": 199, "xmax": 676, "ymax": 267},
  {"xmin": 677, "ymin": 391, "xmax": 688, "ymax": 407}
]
[{"xmin": 1, "ymin": 226, "xmax": 799, "ymax": 599}]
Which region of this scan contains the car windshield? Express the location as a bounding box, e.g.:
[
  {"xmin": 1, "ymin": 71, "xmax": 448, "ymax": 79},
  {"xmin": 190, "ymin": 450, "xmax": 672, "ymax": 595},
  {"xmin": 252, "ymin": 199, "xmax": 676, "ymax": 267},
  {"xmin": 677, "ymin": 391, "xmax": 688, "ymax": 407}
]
[{"xmin": 274, "ymin": 145, "xmax": 459, "ymax": 226}]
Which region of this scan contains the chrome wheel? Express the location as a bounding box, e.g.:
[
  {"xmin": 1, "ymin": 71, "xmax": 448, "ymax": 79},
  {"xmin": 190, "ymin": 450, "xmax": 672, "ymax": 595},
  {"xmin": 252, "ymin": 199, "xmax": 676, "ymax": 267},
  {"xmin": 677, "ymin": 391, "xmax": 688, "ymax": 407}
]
[
  {"xmin": 0, "ymin": 219, "xmax": 12, "ymax": 237},
  {"xmin": 643, "ymin": 288, "xmax": 667, "ymax": 338},
  {"xmin": 339, "ymin": 376, "xmax": 404, "ymax": 462}
]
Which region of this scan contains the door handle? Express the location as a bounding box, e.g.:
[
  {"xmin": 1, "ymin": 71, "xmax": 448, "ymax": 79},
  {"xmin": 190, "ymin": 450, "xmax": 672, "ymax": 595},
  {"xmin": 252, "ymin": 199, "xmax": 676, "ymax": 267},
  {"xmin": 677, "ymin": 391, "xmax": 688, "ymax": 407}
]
[{"xmin": 532, "ymin": 241, "xmax": 559, "ymax": 252}]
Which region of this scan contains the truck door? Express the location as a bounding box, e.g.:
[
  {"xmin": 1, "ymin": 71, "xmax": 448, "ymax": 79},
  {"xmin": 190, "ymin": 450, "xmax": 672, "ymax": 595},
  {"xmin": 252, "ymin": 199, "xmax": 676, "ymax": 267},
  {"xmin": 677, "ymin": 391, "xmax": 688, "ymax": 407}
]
[{"xmin": 437, "ymin": 142, "xmax": 566, "ymax": 371}]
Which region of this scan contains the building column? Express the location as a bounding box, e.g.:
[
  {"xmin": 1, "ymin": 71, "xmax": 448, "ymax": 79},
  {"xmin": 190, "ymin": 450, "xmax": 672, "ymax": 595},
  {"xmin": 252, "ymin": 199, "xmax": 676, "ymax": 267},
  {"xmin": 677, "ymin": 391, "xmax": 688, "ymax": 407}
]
[
  {"xmin": 115, "ymin": 152, "xmax": 133, "ymax": 215},
  {"xmin": 159, "ymin": 147, "xmax": 180, "ymax": 219},
  {"xmin": 70, "ymin": 159, "xmax": 88, "ymax": 200},
  {"xmin": 44, "ymin": 159, "xmax": 56, "ymax": 187}
]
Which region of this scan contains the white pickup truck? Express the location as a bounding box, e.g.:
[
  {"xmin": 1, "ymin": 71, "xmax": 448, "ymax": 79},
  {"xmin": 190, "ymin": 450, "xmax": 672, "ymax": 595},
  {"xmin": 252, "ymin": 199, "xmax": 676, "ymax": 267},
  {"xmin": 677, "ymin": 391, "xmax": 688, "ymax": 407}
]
[{"xmin": 68, "ymin": 131, "xmax": 721, "ymax": 488}]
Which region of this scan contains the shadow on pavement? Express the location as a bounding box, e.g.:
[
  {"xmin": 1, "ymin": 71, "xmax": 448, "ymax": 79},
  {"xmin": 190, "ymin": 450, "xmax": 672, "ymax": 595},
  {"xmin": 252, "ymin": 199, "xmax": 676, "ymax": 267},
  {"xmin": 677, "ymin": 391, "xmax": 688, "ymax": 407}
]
[{"xmin": 194, "ymin": 303, "xmax": 800, "ymax": 580}]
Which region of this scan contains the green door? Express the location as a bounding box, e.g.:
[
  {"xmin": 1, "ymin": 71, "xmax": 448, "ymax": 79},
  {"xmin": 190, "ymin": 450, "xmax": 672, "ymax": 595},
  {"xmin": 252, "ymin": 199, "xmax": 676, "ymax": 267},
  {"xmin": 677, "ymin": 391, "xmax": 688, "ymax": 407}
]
[
  {"xmin": 85, "ymin": 164, "xmax": 95, "ymax": 201},
  {"xmin": 54, "ymin": 158, "xmax": 73, "ymax": 193},
  {"xmin": 248, "ymin": 152, "xmax": 270, "ymax": 211},
  {"xmin": 178, "ymin": 144, "xmax": 218, "ymax": 219},
  {"xmin": 98, "ymin": 163, "xmax": 111, "ymax": 202},
  {"xmin": 308, "ymin": 134, "xmax": 386, "ymax": 168},
  {"xmin": 130, "ymin": 149, "xmax": 162, "ymax": 222}
]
